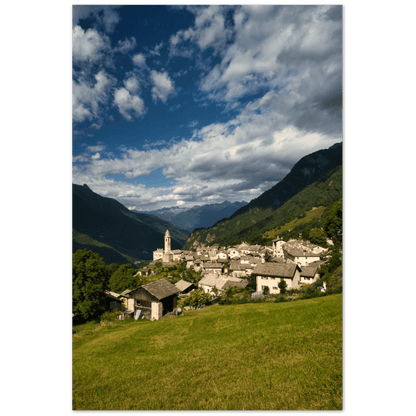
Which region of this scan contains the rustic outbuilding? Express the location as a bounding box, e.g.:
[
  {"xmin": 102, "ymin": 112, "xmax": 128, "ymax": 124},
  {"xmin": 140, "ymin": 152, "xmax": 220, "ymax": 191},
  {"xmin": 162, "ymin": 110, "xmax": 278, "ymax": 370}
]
[
  {"xmin": 174, "ymin": 279, "xmax": 196, "ymax": 295},
  {"xmin": 128, "ymin": 278, "xmax": 180, "ymax": 320}
]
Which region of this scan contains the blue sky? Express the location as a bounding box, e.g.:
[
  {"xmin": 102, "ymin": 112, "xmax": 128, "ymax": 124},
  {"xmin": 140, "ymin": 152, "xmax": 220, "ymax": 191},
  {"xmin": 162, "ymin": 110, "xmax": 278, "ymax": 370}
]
[{"xmin": 72, "ymin": 5, "xmax": 343, "ymax": 211}]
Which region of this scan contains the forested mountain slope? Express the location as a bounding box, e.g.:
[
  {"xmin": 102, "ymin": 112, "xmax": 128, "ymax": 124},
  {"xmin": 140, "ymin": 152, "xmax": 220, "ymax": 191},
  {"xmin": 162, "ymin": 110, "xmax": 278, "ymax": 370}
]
[
  {"xmin": 73, "ymin": 184, "xmax": 189, "ymax": 263},
  {"xmin": 183, "ymin": 145, "xmax": 342, "ymax": 250}
]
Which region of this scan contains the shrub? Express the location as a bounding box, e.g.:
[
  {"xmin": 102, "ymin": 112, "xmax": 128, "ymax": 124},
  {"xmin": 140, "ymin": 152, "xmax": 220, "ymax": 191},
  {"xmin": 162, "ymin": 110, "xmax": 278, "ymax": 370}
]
[
  {"xmin": 278, "ymin": 279, "xmax": 287, "ymax": 294},
  {"xmin": 299, "ymin": 283, "xmax": 322, "ymax": 299}
]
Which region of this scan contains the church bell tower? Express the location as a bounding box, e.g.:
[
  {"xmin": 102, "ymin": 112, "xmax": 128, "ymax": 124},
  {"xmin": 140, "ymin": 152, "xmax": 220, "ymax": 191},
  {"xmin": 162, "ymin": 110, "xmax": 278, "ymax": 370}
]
[{"xmin": 164, "ymin": 230, "xmax": 171, "ymax": 253}]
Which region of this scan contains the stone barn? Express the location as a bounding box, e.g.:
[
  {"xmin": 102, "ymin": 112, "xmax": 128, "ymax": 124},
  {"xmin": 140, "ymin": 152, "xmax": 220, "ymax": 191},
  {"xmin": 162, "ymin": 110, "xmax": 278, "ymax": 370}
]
[{"xmin": 129, "ymin": 278, "xmax": 180, "ymax": 320}]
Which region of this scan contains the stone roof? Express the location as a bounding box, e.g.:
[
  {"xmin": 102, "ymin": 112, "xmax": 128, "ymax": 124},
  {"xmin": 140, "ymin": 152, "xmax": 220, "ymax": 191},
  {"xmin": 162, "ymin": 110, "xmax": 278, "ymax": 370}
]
[
  {"xmin": 300, "ymin": 265, "xmax": 320, "ymax": 278},
  {"xmin": 229, "ymin": 261, "xmax": 252, "ymax": 271},
  {"xmin": 105, "ymin": 292, "xmax": 122, "ymax": 301},
  {"xmin": 198, "ymin": 274, "xmax": 229, "ymax": 289},
  {"xmin": 203, "ymin": 262, "xmax": 223, "ymax": 269},
  {"xmin": 283, "ymin": 246, "xmax": 322, "ymax": 258},
  {"xmin": 120, "ymin": 289, "xmax": 132, "ymax": 297},
  {"xmin": 175, "ymin": 279, "xmax": 194, "ymax": 292},
  {"xmin": 141, "ymin": 278, "xmax": 180, "ymax": 300},
  {"xmin": 222, "ymin": 278, "xmax": 249, "ymax": 290},
  {"xmin": 105, "ymin": 290, "xmax": 121, "ymax": 298},
  {"xmin": 253, "ymin": 262, "xmax": 299, "ymax": 278}
]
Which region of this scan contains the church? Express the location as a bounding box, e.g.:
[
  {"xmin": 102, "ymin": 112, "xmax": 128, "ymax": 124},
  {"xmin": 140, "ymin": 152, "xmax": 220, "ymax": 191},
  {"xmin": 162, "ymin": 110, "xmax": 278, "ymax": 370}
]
[{"xmin": 153, "ymin": 230, "xmax": 174, "ymax": 263}]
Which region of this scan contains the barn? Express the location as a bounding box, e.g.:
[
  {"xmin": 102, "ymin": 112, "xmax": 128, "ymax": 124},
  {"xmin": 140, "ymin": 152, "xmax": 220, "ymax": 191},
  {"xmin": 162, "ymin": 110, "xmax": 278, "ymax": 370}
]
[{"xmin": 128, "ymin": 278, "xmax": 180, "ymax": 320}]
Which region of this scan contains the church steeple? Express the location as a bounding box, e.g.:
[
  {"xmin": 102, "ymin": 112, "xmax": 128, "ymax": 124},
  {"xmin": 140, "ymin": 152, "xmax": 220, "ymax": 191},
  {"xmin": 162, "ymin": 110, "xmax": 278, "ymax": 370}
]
[{"xmin": 164, "ymin": 230, "xmax": 171, "ymax": 253}]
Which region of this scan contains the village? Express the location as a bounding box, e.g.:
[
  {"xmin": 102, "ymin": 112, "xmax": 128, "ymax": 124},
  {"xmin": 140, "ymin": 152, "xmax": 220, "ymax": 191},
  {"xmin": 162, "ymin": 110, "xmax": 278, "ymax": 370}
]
[{"xmin": 104, "ymin": 229, "xmax": 334, "ymax": 322}]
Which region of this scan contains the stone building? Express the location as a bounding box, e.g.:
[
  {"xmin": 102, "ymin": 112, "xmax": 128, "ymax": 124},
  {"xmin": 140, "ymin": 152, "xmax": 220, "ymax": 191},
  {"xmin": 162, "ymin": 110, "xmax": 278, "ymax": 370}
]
[
  {"xmin": 128, "ymin": 278, "xmax": 180, "ymax": 320},
  {"xmin": 153, "ymin": 230, "xmax": 175, "ymax": 263},
  {"xmin": 254, "ymin": 262, "xmax": 301, "ymax": 294}
]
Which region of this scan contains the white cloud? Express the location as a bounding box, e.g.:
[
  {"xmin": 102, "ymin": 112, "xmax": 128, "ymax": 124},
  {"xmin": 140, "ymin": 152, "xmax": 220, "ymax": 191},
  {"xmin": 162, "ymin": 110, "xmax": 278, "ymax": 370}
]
[
  {"xmin": 73, "ymin": 89, "xmax": 341, "ymax": 210},
  {"xmin": 72, "ymin": 70, "xmax": 115, "ymax": 123},
  {"xmin": 87, "ymin": 144, "xmax": 105, "ymax": 153},
  {"xmin": 72, "ymin": 25, "xmax": 108, "ymax": 61},
  {"xmin": 123, "ymin": 76, "xmax": 140, "ymax": 93},
  {"xmin": 91, "ymin": 152, "xmax": 101, "ymax": 160},
  {"xmin": 132, "ymin": 53, "xmax": 146, "ymax": 67},
  {"xmin": 114, "ymin": 37, "xmax": 137, "ymax": 53},
  {"xmin": 149, "ymin": 41, "xmax": 164, "ymax": 56},
  {"xmin": 72, "ymin": 6, "xmax": 121, "ymax": 32},
  {"xmin": 169, "ymin": 5, "xmax": 232, "ymax": 57},
  {"xmin": 150, "ymin": 70, "xmax": 175, "ymax": 103},
  {"xmin": 113, "ymin": 87, "xmax": 146, "ymax": 121},
  {"xmin": 73, "ymin": 5, "xmax": 342, "ymax": 210}
]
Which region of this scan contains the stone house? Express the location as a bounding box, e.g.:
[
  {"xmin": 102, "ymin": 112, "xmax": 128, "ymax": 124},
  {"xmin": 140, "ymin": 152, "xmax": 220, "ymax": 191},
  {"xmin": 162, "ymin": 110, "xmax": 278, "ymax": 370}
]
[
  {"xmin": 228, "ymin": 248, "xmax": 240, "ymax": 259},
  {"xmin": 299, "ymin": 264, "xmax": 321, "ymax": 285},
  {"xmin": 127, "ymin": 278, "xmax": 180, "ymax": 320},
  {"xmin": 229, "ymin": 261, "xmax": 250, "ymax": 278},
  {"xmin": 202, "ymin": 262, "xmax": 223, "ymax": 275},
  {"xmin": 272, "ymin": 237, "xmax": 285, "ymax": 257},
  {"xmin": 153, "ymin": 248, "xmax": 164, "ymax": 262},
  {"xmin": 283, "ymin": 246, "xmax": 321, "ymax": 266},
  {"xmin": 198, "ymin": 274, "xmax": 247, "ymax": 294},
  {"xmin": 254, "ymin": 262, "xmax": 301, "ymax": 294}
]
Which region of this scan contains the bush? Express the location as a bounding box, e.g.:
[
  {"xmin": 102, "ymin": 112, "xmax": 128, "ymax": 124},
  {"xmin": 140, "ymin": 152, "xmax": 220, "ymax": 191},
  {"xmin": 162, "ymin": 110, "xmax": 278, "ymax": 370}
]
[
  {"xmin": 299, "ymin": 283, "xmax": 322, "ymax": 299},
  {"xmin": 278, "ymin": 279, "xmax": 287, "ymax": 294}
]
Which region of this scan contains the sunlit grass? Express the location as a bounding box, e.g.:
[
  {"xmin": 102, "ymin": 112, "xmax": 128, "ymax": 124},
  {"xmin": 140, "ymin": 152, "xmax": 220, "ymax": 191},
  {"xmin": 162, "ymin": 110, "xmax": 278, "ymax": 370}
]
[
  {"xmin": 263, "ymin": 206, "xmax": 326, "ymax": 240},
  {"xmin": 73, "ymin": 294, "xmax": 342, "ymax": 410}
]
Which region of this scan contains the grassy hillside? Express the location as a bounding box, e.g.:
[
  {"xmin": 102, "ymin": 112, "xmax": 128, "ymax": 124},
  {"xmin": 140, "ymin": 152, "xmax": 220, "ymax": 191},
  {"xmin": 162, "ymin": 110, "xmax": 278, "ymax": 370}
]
[
  {"xmin": 183, "ymin": 165, "xmax": 342, "ymax": 248},
  {"xmin": 263, "ymin": 206, "xmax": 326, "ymax": 240},
  {"xmin": 73, "ymin": 294, "xmax": 342, "ymax": 410}
]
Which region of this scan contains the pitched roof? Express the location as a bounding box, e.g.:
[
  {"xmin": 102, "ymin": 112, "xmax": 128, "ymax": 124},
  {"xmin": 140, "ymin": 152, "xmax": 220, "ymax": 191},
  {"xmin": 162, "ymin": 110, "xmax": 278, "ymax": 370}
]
[
  {"xmin": 198, "ymin": 274, "xmax": 229, "ymax": 289},
  {"xmin": 105, "ymin": 292, "xmax": 122, "ymax": 301},
  {"xmin": 120, "ymin": 289, "xmax": 132, "ymax": 297},
  {"xmin": 300, "ymin": 265, "xmax": 320, "ymax": 278},
  {"xmin": 141, "ymin": 278, "xmax": 180, "ymax": 300},
  {"xmin": 175, "ymin": 279, "xmax": 194, "ymax": 292},
  {"xmin": 253, "ymin": 262, "xmax": 299, "ymax": 278},
  {"xmin": 283, "ymin": 246, "xmax": 322, "ymax": 258},
  {"xmin": 105, "ymin": 290, "xmax": 121, "ymax": 298},
  {"xmin": 222, "ymin": 278, "xmax": 249, "ymax": 290}
]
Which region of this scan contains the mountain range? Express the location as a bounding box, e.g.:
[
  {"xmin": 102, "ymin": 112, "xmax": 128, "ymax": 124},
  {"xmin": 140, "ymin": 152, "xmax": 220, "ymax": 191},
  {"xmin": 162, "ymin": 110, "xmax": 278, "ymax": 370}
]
[
  {"xmin": 73, "ymin": 184, "xmax": 189, "ymax": 264},
  {"xmin": 136, "ymin": 200, "xmax": 247, "ymax": 232},
  {"xmin": 183, "ymin": 142, "xmax": 342, "ymax": 249},
  {"xmin": 73, "ymin": 142, "xmax": 342, "ymax": 263}
]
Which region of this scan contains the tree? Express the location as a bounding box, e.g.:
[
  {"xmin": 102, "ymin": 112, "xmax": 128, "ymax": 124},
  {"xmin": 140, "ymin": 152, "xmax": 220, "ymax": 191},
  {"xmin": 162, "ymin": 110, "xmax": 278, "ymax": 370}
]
[
  {"xmin": 109, "ymin": 263, "xmax": 137, "ymax": 293},
  {"xmin": 263, "ymin": 286, "xmax": 270, "ymax": 295},
  {"xmin": 73, "ymin": 249, "xmax": 110, "ymax": 320},
  {"xmin": 318, "ymin": 251, "xmax": 342, "ymax": 281},
  {"xmin": 309, "ymin": 228, "xmax": 327, "ymax": 246},
  {"xmin": 323, "ymin": 199, "xmax": 342, "ymax": 245},
  {"xmin": 107, "ymin": 263, "xmax": 120, "ymax": 276},
  {"xmin": 278, "ymin": 279, "xmax": 287, "ymax": 294},
  {"xmin": 178, "ymin": 289, "xmax": 211, "ymax": 309}
]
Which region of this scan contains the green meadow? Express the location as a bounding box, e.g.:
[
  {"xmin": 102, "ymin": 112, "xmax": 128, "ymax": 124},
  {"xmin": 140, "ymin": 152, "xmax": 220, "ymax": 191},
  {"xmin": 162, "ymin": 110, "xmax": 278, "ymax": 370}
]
[{"xmin": 72, "ymin": 294, "xmax": 342, "ymax": 410}]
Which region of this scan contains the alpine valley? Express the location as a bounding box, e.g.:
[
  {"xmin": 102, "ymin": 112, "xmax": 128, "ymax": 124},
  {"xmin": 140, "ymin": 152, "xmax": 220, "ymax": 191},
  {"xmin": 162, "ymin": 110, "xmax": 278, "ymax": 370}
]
[{"xmin": 73, "ymin": 142, "xmax": 342, "ymax": 264}]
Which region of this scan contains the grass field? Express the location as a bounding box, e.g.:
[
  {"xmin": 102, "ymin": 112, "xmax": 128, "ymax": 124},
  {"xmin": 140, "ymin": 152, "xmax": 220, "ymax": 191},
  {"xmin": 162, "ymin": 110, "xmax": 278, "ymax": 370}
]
[
  {"xmin": 263, "ymin": 206, "xmax": 326, "ymax": 240},
  {"xmin": 72, "ymin": 294, "xmax": 342, "ymax": 410}
]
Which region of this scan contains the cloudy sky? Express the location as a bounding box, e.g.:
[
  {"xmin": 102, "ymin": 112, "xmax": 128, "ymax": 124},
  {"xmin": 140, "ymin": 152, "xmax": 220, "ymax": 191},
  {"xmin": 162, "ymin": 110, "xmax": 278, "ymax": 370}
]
[{"xmin": 72, "ymin": 5, "xmax": 342, "ymax": 211}]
